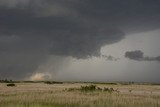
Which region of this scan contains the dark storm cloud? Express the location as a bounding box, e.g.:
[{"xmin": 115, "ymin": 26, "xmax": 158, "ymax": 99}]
[
  {"xmin": 0, "ymin": 0, "xmax": 160, "ymax": 79},
  {"xmin": 125, "ymin": 50, "xmax": 144, "ymax": 61},
  {"xmin": 125, "ymin": 50, "xmax": 160, "ymax": 62},
  {"xmin": 0, "ymin": 1, "xmax": 126, "ymax": 58}
]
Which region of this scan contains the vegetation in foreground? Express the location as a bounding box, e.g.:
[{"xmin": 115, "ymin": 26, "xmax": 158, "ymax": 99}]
[{"xmin": 0, "ymin": 82, "xmax": 160, "ymax": 107}]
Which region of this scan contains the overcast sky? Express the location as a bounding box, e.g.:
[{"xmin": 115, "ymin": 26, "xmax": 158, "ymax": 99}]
[{"xmin": 0, "ymin": 0, "xmax": 160, "ymax": 83}]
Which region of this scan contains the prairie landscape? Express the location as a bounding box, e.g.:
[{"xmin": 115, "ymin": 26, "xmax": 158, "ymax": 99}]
[
  {"xmin": 1, "ymin": 0, "xmax": 160, "ymax": 107},
  {"xmin": 0, "ymin": 82, "xmax": 160, "ymax": 107}
]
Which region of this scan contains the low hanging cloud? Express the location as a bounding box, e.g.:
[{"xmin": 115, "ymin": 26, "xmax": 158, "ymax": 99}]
[
  {"xmin": 0, "ymin": 0, "xmax": 160, "ymax": 80},
  {"xmin": 125, "ymin": 50, "xmax": 160, "ymax": 62}
]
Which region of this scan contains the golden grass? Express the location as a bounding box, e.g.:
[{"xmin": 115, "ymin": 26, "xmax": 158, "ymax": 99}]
[{"xmin": 0, "ymin": 83, "xmax": 160, "ymax": 107}]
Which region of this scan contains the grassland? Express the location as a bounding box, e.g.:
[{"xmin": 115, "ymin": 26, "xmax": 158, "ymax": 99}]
[{"xmin": 0, "ymin": 82, "xmax": 160, "ymax": 107}]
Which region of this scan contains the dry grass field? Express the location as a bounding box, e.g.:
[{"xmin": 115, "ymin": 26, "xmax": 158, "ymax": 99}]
[{"xmin": 0, "ymin": 82, "xmax": 160, "ymax": 107}]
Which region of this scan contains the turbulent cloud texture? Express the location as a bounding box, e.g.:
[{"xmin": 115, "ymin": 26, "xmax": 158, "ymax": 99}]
[
  {"xmin": 0, "ymin": 0, "xmax": 160, "ymax": 80},
  {"xmin": 125, "ymin": 50, "xmax": 160, "ymax": 62},
  {"xmin": 101, "ymin": 55, "xmax": 119, "ymax": 61}
]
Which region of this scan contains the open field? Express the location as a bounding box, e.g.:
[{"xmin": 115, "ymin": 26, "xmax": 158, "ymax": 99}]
[{"xmin": 0, "ymin": 82, "xmax": 160, "ymax": 107}]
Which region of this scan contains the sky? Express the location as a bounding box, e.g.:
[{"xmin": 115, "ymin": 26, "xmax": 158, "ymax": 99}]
[{"xmin": 0, "ymin": 0, "xmax": 160, "ymax": 83}]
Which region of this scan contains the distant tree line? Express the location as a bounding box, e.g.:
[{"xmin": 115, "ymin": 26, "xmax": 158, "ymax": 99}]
[{"xmin": 0, "ymin": 79, "xmax": 13, "ymax": 83}]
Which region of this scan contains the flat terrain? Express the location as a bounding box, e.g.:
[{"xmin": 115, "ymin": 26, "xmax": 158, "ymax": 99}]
[{"xmin": 0, "ymin": 82, "xmax": 160, "ymax": 107}]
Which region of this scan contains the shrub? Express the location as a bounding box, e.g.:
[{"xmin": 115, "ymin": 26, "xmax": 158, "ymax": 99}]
[
  {"xmin": 129, "ymin": 89, "xmax": 132, "ymax": 93},
  {"xmin": 44, "ymin": 81, "xmax": 53, "ymax": 84},
  {"xmin": 44, "ymin": 81, "xmax": 63, "ymax": 84},
  {"xmin": 0, "ymin": 79, "xmax": 13, "ymax": 83},
  {"xmin": 7, "ymin": 83, "xmax": 16, "ymax": 87},
  {"xmin": 97, "ymin": 87, "xmax": 103, "ymax": 91},
  {"xmin": 66, "ymin": 88, "xmax": 78, "ymax": 91},
  {"xmin": 80, "ymin": 85, "xmax": 96, "ymax": 92},
  {"xmin": 103, "ymin": 87, "xmax": 114, "ymax": 93}
]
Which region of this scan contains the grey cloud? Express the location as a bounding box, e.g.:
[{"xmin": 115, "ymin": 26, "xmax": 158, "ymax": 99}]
[
  {"xmin": 125, "ymin": 50, "xmax": 144, "ymax": 61},
  {"xmin": 1, "ymin": 0, "xmax": 160, "ymax": 58},
  {"xmin": 101, "ymin": 55, "xmax": 120, "ymax": 61},
  {"xmin": 0, "ymin": 0, "xmax": 160, "ymax": 79},
  {"xmin": 125, "ymin": 50, "xmax": 160, "ymax": 62},
  {"xmin": 0, "ymin": 2, "xmax": 125, "ymax": 58}
]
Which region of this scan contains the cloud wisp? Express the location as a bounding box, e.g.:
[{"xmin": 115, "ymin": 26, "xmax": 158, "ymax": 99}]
[{"xmin": 101, "ymin": 55, "xmax": 120, "ymax": 61}]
